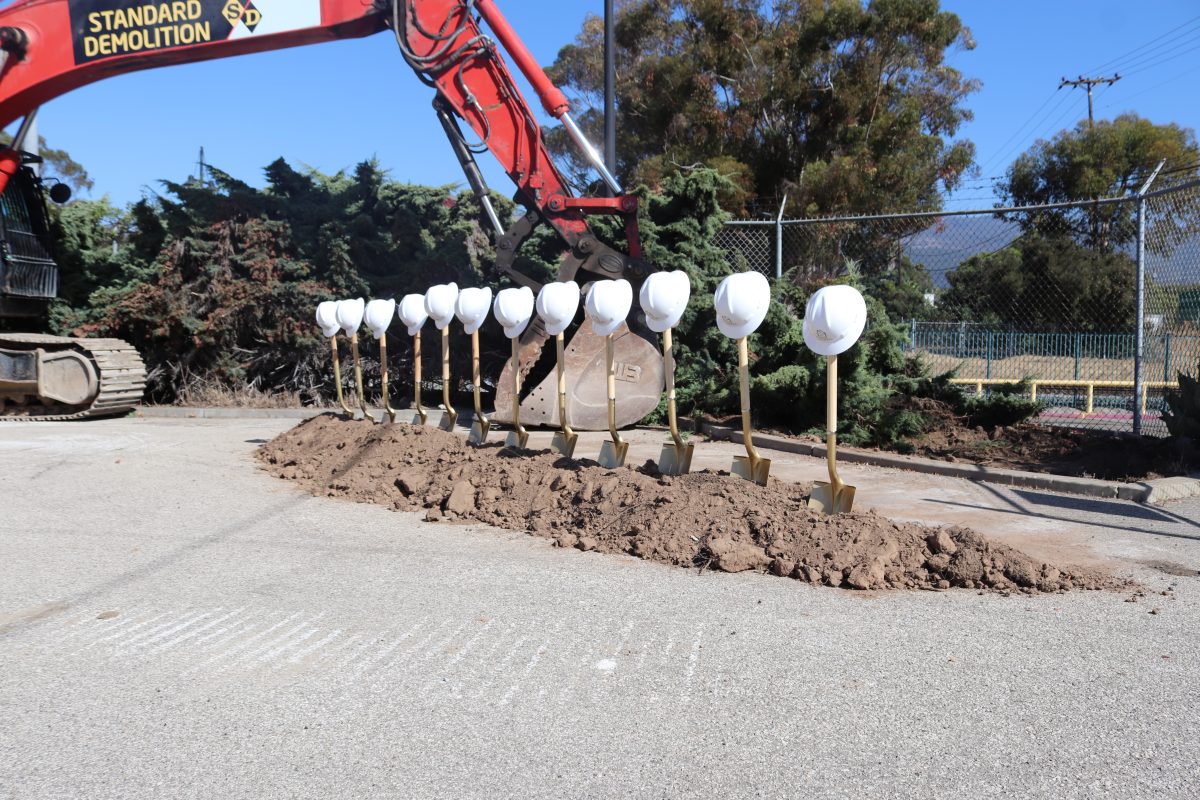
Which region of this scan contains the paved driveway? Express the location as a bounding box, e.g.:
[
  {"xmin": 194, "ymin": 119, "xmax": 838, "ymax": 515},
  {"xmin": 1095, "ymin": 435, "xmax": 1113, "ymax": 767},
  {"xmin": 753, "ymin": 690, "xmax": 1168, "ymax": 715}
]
[{"xmin": 1, "ymin": 417, "xmax": 1198, "ymax": 799}]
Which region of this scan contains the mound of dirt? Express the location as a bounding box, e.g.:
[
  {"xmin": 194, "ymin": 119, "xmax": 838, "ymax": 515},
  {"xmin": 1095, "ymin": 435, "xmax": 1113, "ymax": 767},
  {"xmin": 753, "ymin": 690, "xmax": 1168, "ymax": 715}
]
[{"xmin": 258, "ymin": 415, "xmax": 1124, "ymax": 593}]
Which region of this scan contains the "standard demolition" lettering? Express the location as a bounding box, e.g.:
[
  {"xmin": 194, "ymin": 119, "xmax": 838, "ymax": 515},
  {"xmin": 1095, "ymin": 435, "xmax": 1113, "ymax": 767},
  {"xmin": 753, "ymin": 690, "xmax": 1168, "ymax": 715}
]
[{"xmin": 83, "ymin": 1, "xmax": 212, "ymax": 58}]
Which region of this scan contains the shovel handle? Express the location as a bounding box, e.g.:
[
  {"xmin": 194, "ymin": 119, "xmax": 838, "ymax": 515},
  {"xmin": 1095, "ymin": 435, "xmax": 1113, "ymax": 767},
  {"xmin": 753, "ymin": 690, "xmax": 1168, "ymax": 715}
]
[
  {"xmin": 350, "ymin": 333, "xmax": 374, "ymax": 422},
  {"xmin": 556, "ymin": 332, "xmax": 575, "ymax": 441},
  {"xmin": 826, "ymin": 354, "xmax": 842, "ymax": 491},
  {"xmin": 413, "ymin": 331, "xmax": 425, "ymax": 422},
  {"xmin": 441, "ymin": 327, "xmax": 455, "ymax": 425},
  {"xmin": 511, "ymin": 337, "xmax": 527, "ymax": 440},
  {"xmin": 380, "ymin": 335, "xmax": 396, "ymax": 423},
  {"xmin": 738, "ymin": 337, "xmax": 759, "ymax": 465},
  {"xmin": 330, "ymin": 336, "xmax": 353, "ymax": 417},
  {"xmin": 664, "ymin": 327, "xmax": 684, "ymax": 451},
  {"xmin": 471, "ymin": 329, "xmax": 488, "ymax": 427},
  {"xmin": 606, "ymin": 334, "xmax": 625, "ymax": 449}
]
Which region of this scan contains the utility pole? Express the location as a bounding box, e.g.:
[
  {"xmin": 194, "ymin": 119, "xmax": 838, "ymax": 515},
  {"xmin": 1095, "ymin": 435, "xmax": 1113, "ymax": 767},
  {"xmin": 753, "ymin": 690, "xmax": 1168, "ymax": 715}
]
[
  {"xmin": 603, "ymin": 0, "xmax": 616, "ymax": 197},
  {"xmin": 1059, "ymin": 74, "xmax": 1121, "ymax": 128}
]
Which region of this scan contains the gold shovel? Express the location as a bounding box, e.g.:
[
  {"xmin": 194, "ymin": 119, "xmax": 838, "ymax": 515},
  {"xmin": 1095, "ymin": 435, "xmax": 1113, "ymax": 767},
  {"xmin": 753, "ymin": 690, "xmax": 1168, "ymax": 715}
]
[
  {"xmin": 598, "ymin": 333, "xmax": 630, "ymax": 468},
  {"xmin": 349, "ymin": 332, "xmax": 375, "ymax": 423},
  {"xmin": 439, "ymin": 327, "xmax": 457, "ymax": 432},
  {"xmin": 410, "ymin": 330, "xmax": 427, "ymax": 425},
  {"xmin": 329, "ymin": 335, "xmax": 354, "ymax": 418},
  {"xmin": 657, "ymin": 327, "xmax": 692, "ymax": 475},
  {"xmin": 808, "ymin": 354, "xmax": 855, "ymax": 514},
  {"xmin": 505, "ymin": 336, "xmax": 529, "ymax": 449},
  {"xmin": 550, "ymin": 332, "xmax": 578, "ymax": 457},
  {"xmin": 467, "ymin": 329, "xmax": 490, "ymax": 444},
  {"xmin": 731, "ymin": 336, "xmax": 771, "ymax": 485},
  {"xmin": 379, "ymin": 333, "xmax": 396, "ymax": 424}
]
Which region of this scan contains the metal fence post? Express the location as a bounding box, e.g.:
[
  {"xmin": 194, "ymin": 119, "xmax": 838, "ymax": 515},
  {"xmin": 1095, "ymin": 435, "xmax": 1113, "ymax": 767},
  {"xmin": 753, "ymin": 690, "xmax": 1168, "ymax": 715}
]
[
  {"xmin": 1134, "ymin": 161, "xmax": 1165, "ymax": 435},
  {"xmin": 1164, "ymin": 333, "xmax": 1172, "ymax": 384},
  {"xmin": 774, "ymin": 194, "xmax": 787, "ymax": 279}
]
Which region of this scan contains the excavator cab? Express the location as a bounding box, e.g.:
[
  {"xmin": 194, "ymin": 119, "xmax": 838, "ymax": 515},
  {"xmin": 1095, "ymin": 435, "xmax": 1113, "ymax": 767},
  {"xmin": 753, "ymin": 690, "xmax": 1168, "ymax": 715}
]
[
  {"xmin": 0, "ymin": 153, "xmax": 146, "ymax": 420},
  {"xmin": 0, "ymin": 158, "xmax": 59, "ymax": 321}
]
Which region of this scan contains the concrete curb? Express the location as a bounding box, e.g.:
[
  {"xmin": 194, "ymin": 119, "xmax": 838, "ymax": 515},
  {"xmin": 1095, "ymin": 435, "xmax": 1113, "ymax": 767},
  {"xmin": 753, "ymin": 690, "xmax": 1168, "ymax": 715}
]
[
  {"xmin": 692, "ymin": 419, "xmax": 1200, "ymax": 505},
  {"xmin": 135, "ymin": 406, "xmax": 330, "ymax": 419}
]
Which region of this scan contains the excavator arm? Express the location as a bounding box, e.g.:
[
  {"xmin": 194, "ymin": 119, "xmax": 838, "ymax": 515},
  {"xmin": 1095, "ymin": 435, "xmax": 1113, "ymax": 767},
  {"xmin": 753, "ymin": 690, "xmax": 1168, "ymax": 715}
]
[{"xmin": 0, "ymin": 0, "xmax": 663, "ymax": 428}]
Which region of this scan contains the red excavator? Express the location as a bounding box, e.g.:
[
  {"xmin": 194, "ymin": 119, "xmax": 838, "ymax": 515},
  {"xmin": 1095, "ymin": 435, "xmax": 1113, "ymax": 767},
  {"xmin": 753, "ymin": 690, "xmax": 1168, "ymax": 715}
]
[{"xmin": 0, "ymin": 0, "xmax": 663, "ymax": 426}]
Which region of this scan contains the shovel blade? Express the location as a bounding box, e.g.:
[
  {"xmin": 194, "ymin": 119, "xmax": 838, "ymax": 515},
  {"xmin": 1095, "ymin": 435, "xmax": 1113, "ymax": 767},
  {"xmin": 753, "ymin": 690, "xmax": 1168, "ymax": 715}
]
[
  {"xmin": 494, "ymin": 321, "xmax": 664, "ymax": 431},
  {"xmin": 551, "ymin": 431, "xmax": 579, "ymax": 458},
  {"xmin": 409, "ymin": 411, "xmax": 427, "ymax": 426},
  {"xmin": 732, "ymin": 455, "xmax": 771, "ymax": 486},
  {"xmin": 808, "ymin": 481, "xmax": 856, "ymax": 514},
  {"xmin": 468, "ymin": 418, "xmax": 491, "ymax": 445},
  {"xmin": 504, "ymin": 429, "xmax": 529, "ymax": 450},
  {"xmin": 438, "ymin": 410, "xmax": 457, "ymax": 432},
  {"xmin": 657, "ymin": 443, "xmax": 694, "ymax": 476},
  {"xmin": 598, "ymin": 439, "xmax": 630, "ymax": 469}
]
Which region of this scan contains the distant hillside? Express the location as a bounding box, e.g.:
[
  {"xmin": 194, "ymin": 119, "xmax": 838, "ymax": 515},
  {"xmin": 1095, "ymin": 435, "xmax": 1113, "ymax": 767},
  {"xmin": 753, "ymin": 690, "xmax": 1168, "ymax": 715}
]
[{"xmin": 901, "ymin": 215, "xmax": 1020, "ymax": 288}]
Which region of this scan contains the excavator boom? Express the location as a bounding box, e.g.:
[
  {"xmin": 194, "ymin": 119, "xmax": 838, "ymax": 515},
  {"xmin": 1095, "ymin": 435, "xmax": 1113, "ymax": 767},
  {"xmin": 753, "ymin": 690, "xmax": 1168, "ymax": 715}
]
[{"xmin": 0, "ymin": 0, "xmax": 663, "ymax": 427}]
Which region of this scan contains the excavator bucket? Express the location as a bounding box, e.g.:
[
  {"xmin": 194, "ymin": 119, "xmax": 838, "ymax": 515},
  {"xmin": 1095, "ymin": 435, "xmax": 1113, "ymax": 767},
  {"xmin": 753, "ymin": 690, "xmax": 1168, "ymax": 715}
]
[{"xmin": 493, "ymin": 320, "xmax": 663, "ymax": 431}]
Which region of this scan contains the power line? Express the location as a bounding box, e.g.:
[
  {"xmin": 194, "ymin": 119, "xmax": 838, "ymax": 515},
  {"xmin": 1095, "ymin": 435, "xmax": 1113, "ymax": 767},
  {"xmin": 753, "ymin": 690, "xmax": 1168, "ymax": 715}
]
[
  {"xmin": 976, "ymin": 12, "xmax": 1200, "ymax": 180},
  {"xmin": 1118, "ymin": 38, "xmax": 1200, "ymax": 79},
  {"xmin": 1086, "ymin": 15, "xmax": 1200, "ymax": 74},
  {"xmin": 976, "ymin": 90, "xmax": 1074, "ymax": 176}
]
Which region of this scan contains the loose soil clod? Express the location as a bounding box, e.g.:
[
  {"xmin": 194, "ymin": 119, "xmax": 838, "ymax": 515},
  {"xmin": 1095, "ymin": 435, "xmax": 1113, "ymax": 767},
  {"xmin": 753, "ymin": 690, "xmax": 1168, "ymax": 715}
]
[{"xmin": 258, "ymin": 414, "xmax": 1126, "ymax": 593}]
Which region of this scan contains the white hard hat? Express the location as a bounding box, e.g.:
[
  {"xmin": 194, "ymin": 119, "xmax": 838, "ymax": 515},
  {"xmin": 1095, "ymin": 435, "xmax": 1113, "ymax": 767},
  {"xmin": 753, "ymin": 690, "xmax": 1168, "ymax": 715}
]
[
  {"xmin": 397, "ymin": 294, "xmax": 429, "ymax": 336},
  {"xmin": 455, "ymin": 287, "xmax": 493, "ymax": 334},
  {"xmin": 713, "ymin": 271, "xmax": 770, "ymax": 339},
  {"xmin": 585, "ymin": 279, "xmax": 633, "ymax": 337},
  {"xmin": 364, "ymin": 298, "xmax": 396, "ymax": 340},
  {"xmin": 315, "ymin": 300, "xmax": 340, "ymax": 338},
  {"xmin": 335, "ymin": 297, "xmax": 365, "ymax": 337},
  {"xmin": 535, "ymin": 281, "xmax": 581, "ymax": 336},
  {"xmin": 424, "ymin": 283, "xmax": 460, "ymax": 330},
  {"xmin": 493, "ymin": 286, "xmax": 535, "ymax": 340},
  {"xmin": 802, "ymin": 285, "xmax": 867, "ymax": 357},
  {"xmin": 639, "ymin": 270, "xmax": 690, "ymax": 333}
]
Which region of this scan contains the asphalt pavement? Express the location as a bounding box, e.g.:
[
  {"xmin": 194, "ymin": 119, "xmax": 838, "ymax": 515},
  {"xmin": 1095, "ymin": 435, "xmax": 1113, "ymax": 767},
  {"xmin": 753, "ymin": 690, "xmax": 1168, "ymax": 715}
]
[{"xmin": 1, "ymin": 417, "xmax": 1198, "ymax": 799}]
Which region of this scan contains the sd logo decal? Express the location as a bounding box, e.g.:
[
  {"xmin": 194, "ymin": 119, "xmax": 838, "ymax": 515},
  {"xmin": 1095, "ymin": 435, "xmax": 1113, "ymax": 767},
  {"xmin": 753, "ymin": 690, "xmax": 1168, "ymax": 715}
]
[{"xmin": 221, "ymin": 0, "xmax": 261, "ymax": 31}]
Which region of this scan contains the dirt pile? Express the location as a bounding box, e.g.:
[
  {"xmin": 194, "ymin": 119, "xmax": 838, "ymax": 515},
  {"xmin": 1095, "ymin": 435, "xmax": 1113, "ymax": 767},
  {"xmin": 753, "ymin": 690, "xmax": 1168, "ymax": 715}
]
[{"xmin": 258, "ymin": 415, "xmax": 1123, "ymax": 593}]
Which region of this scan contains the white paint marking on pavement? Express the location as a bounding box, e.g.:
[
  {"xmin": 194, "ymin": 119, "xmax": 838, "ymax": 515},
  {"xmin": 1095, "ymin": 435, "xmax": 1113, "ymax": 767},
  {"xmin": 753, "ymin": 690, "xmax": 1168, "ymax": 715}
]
[
  {"xmin": 58, "ymin": 610, "xmax": 137, "ymax": 643},
  {"xmin": 186, "ymin": 613, "xmax": 304, "ymax": 675},
  {"xmin": 330, "ymin": 634, "xmax": 379, "ymax": 672},
  {"xmin": 234, "ymin": 614, "xmax": 326, "ymax": 669},
  {"xmin": 151, "ymin": 608, "xmax": 247, "ymax": 655},
  {"xmin": 282, "ymin": 629, "xmax": 342, "ymax": 667},
  {"xmin": 63, "ymin": 614, "xmax": 137, "ymax": 649},
  {"xmin": 348, "ymin": 621, "xmax": 426, "ymax": 682},
  {"xmin": 117, "ymin": 610, "xmax": 215, "ymax": 656},
  {"xmin": 420, "ymin": 618, "xmax": 497, "ymax": 697},
  {"xmin": 500, "ymin": 642, "xmax": 549, "ymax": 706},
  {"xmin": 498, "ymin": 619, "xmax": 568, "ymax": 706},
  {"xmin": 377, "ymin": 618, "xmax": 451, "ymax": 674},
  {"xmin": 256, "ymin": 626, "xmax": 320, "ymax": 664},
  {"xmin": 634, "ymin": 632, "xmax": 656, "ymax": 673},
  {"xmin": 681, "ymin": 624, "xmax": 705, "ymax": 702},
  {"xmin": 78, "ymin": 611, "xmax": 171, "ymax": 651}
]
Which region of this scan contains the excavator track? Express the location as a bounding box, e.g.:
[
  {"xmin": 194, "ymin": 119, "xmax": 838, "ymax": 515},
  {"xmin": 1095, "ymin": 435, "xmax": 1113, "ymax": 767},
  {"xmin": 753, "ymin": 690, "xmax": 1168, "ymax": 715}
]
[{"xmin": 0, "ymin": 334, "xmax": 146, "ymax": 421}]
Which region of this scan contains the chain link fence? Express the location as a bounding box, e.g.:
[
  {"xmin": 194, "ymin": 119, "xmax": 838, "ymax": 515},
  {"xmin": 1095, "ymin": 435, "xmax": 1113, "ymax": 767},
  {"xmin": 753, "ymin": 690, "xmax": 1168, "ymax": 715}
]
[{"xmin": 715, "ymin": 178, "xmax": 1200, "ymax": 436}]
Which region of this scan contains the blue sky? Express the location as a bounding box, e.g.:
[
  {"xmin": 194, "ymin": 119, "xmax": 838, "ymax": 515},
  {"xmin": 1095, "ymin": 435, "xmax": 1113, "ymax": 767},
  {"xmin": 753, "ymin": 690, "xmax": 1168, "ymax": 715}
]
[{"xmin": 5, "ymin": 0, "xmax": 1200, "ymax": 212}]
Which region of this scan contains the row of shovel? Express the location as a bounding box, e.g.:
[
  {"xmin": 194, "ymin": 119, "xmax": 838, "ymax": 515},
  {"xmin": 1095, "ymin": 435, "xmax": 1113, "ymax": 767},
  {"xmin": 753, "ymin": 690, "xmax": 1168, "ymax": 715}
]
[{"xmin": 315, "ymin": 273, "xmax": 867, "ymax": 513}]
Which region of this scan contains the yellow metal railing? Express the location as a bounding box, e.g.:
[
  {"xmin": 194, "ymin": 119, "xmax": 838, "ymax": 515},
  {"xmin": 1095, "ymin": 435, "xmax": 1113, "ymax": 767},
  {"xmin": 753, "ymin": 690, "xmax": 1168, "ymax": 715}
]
[{"xmin": 949, "ymin": 378, "xmax": 1179, "ymax": 415}]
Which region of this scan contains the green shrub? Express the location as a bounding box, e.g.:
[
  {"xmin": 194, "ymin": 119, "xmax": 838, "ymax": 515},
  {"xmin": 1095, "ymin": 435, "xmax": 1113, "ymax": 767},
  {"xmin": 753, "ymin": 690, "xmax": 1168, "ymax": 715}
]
[{"xmin": 1164, "ymin": 362, "xmax": 1200, "ymax": 440}]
